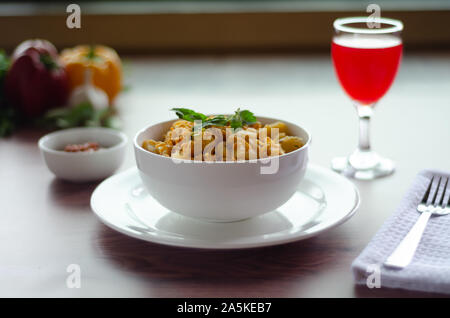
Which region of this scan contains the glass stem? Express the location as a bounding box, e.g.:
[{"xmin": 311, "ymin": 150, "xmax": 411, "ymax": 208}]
[{"xmin": 356, "ymin": 104, "xmax": 373, "ymax": 152}]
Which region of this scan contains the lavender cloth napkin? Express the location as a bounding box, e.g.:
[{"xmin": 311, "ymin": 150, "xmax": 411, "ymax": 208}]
[{"xmin": 352, "ymin": 169, "xmax": 450, "ymax": 294}]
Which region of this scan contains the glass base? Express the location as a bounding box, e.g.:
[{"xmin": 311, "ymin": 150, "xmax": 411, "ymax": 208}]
[{"xmin": 331, "ymin": 150, "xmax": 395, "ymax": 180}]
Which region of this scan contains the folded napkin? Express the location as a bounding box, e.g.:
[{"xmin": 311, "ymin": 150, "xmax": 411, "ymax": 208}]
[{"xmin": 352, "ymin": 169, "xmax": 450, "ymax": 295}]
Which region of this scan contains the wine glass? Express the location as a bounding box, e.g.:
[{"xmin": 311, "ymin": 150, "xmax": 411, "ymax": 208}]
[{"xmin": 331, "ymin": 17, "xmax": 403, "ymax": 180}]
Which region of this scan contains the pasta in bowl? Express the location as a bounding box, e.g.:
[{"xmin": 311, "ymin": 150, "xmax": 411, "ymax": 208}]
[
  {"xmin": 134, "ymin": 109, "xmax": 311, "ymax": 222},
  {"xmin": 141, "ymin": 109, "xmax": 304, "ymax": 161}
]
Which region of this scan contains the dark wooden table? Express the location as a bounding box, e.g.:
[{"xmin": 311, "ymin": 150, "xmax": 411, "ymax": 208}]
[{"xmin": 1, "ymin": 53, "xmax": 449, "ymax": 297}]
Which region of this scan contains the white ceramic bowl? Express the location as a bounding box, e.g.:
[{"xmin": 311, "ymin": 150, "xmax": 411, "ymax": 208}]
[
  {"xmin": 134, "ymin": 116, "xmax": 311, "ymax": 222},
  {"xmin": 39, "ymin": 127, "xmax": 128, "ymax": 182}
]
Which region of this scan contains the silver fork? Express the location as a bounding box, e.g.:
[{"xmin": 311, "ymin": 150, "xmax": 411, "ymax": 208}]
[{"xmin": 384, "ymin": 176, "xmax": 450, "ymax": 269}]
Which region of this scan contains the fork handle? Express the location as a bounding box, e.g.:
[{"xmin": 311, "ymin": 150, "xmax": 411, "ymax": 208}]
[{"xmin": 384, "ymin": 211, "xmax": 432, "ymax": 269}]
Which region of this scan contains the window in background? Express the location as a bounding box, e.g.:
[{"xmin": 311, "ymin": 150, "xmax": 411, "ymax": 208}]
[{"xmin": 0, "ymin": 0, "xmax": 449, "ymax": 53}]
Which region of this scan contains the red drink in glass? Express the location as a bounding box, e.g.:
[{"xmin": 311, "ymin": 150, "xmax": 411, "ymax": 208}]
[
  {"xmin": 332, "ymin": 35, "xmax": 403, "ymax": 105},
  {"xmin": 330, "ymin": 17, "xmax": 403, "ymax": 180}
]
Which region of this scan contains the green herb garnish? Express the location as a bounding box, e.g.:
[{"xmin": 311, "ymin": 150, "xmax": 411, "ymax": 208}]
[
  {"xmin": 171, "ymin": 107, "xmax": 257, "ymax": 130},
  {"xmin": 229, "ymin": 108, "xmax": 257, "ymax": 129},
  {"xmin": 38, "ymin": 102, "xmax": 121, "ymax": 130},
  {"xmin": 172, "ymin": 108, "xmax": 207, "ymax": 122},
  {"xmin": 0, "ymin": 50, "xmax": 13, "ymax": 137},
  {"xmin": 0, "ymin": 106, "xmax": 16, "ymax": 137}
]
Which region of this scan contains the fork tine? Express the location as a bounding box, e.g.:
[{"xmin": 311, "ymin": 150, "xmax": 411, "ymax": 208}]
[
  {"xmin": 440, "ymin": 177, "xmax": 449, "ymax": 208},
  {"xmin": 447, "ymin": 187, "xmax": 450, "ymax": 209},
  {"xmin": 432, "ymin": 177, "xmax": 442, "ymax": 206},
  {"xmin": 421, "ymin": 176, "xmax": 434, "ymax": 204}
]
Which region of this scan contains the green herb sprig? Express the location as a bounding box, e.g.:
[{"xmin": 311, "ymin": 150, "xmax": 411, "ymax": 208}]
[
  {"xmin": 37, "ymin": 102, "xmax": 121, "ymax": 130},
  {"xmin": 171, "ymin": 107, "xmax": 257, "ymax": 130},
  {"xmin": 0, "ymin": 106, "xmax": 16, "ymax": 137},
  {"xmin": 0, "ymin": 50, "xmax": 13, "ymax": 137}
]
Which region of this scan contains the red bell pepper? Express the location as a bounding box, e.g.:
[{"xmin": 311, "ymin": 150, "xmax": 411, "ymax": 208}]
[{"xmin": 5, "ymin": 39, "xmax": 69, "ymax": 118}]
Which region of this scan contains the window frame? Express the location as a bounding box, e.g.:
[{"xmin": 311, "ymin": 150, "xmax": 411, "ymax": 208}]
[{"xmin": 1, "ymin": 1, "xmax": 449, "ymax": 53}]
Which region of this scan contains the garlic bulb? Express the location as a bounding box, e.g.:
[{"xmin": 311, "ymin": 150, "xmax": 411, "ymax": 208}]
[{"xmin": 68, "ymin": 68, "xmax": 109, "ymax": 110}]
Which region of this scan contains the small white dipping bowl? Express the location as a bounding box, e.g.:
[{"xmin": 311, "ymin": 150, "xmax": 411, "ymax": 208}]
[
  {"xmin": 134, "ymin": 116, "xmax": 310, "ymax": 222},
  {"xmin": 39, "ymin": 127, "xmax": 128, "ymax": 182}
]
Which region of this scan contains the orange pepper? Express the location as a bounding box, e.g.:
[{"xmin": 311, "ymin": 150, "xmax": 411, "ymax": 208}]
[{"xmin": 61, "ymin": 45, "xmax": 122, "ymax": 104}]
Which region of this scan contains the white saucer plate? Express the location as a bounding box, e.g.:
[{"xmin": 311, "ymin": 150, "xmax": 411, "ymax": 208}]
[{"xmin": 91, "ymin": 164, "xmax": 360, "ymax": 249}]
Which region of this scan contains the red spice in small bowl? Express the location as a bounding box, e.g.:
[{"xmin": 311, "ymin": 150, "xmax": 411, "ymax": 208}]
[{"xmin": 64, "ymin": 142, "xmax": 100, "ymax": 153}]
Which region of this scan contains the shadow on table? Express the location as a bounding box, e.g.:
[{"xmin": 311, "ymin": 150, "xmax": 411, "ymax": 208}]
[
  {"xmin": 94, "ymin": 222, "xmax": 356, "ymax": 297},
  {"xmin": 47, "ymin": 178, "xmax": 100, "ymax": 212}
]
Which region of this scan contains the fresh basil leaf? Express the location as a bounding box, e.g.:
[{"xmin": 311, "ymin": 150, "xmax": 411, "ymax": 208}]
[
  {"xmin": 171, "ymin": 108, "xmax": 207, "ymax": 122},
  {"xmin": 229, "ymin": 108, "xmax": 244, "ymax": 129},
  {"xmin": 170, "ymin": 107, "xmax": 257, "ymax": 131},
  {"xmin": 230, "ymin": 117, "xmax": 242, "ymax": 129},
  {"xmin": 202, "ymin": 115, "xmax": 229, "ymax": 128},
  {"xmin": 239, "ymin": 109, "xmax": 257, "ymax": 125}
]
